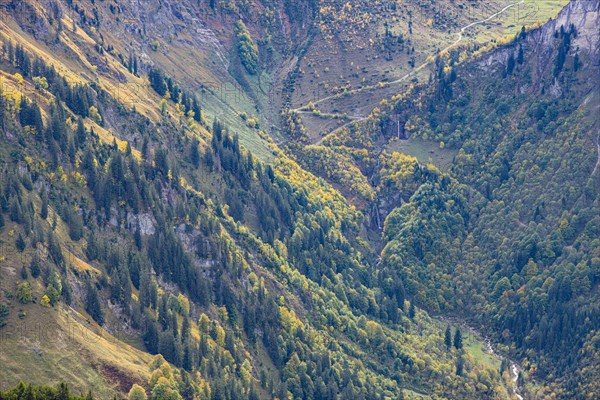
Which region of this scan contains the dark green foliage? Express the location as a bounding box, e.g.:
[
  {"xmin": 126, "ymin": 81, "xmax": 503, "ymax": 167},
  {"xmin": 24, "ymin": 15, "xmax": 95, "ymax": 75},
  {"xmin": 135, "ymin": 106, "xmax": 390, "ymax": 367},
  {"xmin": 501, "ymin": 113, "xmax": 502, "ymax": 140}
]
[
  {"xmin": 0, "ymin": 381, "xmax": 90, "ymax": 400},
  {"xmin": 190, "ymin": 138, "xmax": 201, "ymax": 168},
  {"xmin": 517, "ymin": 45, "xmax": 524, "ymax": 65},
  {"xmin": 47, "ymin": 101, "xmax": 68, "ymax": 155},
  {"xmin": 1, "ymin": 19, "xmax": 567, "ymax": 398},
  {"xmin": 15, "ymin": 233, "xmax": 26, "ymax": 252},
  {"xmin": 506, "ymin": 53, "xmax": 515, "ymax": 76},
  {"xmin": 47, "ymin": 231, "xmax": 64, "ymax": 267},
  {"xmin": 76, "ymin": 117, "xmax": 86, "ymax": 147},
  {"xmin": 20, "ymin": 265, "xmax": 28, "ymax": 280},
  {"xmin": 148, "ymin": 67, "xmax": 167, "ymax": 97},
  {"xmin": 147, "ymin": 67, "xmax": 199, "ymax": 121},
  {"xmin": 85, "ymin": 279, "xmax": 104, "ymax": 325},
  {"xmin": 381, "ymin": 18, "xmax": 599, "ymax": 396},
  {"xmin": 444, "ymin": 325, "xmax": 452, "ymax": 349},
  {"xmin": 553, "ymin": 24, "xmax": 576, "ymax": 77},
  {"xmin": 61, "ymin": 276, "xmax": 73, "ymax": 305},
  {"xmin": 192, "ymin": 98, "xmax": 202, "ymax": 122},
  {"xmin": 143, "ymin": 315, "xmax": 159, "ymax": 354},
  {"xmin": 64, "ymin": 205, "xmax": 84, "ymax": 241},
  {"xmin": 30, "ymin": 254, "xmax": 41, "ymax": 278},
  {"xmin": 453, "ymin": 329, "xmax": 463, "ymax": 350},
  {"xmin": 0, "ymin": 303, "xmax": 8, "ymax": 328},
  {"xmin": 19, "ymin": 97, "xmax": 44, "ymax": 137},
  {"xmin": 40, "ymin": 187, "xmax": 48, "ymax": 220}
]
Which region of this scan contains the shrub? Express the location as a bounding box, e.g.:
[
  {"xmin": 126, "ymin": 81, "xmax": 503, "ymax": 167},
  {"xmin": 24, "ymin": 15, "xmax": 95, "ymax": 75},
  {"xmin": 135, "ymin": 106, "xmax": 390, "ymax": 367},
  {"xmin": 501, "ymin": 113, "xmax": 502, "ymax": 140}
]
[
  {"xmin": 17, "ymin": 282, "xmax": 33, "ymax": 304},
  {"xmin": 128, "ymin": 384, "xmax": 148, "ymax": 400}
]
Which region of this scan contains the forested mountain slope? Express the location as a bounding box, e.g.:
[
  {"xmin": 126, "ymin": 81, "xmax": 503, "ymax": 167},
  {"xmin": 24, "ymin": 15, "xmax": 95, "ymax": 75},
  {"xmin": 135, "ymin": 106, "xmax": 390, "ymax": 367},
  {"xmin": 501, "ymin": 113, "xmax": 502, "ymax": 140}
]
[
  {"xmin": 0, "ymin": 0, "xmax": 595, "ymax": 399},
  {"xmin": 0, "ymin": 1, "xmax": 540, "ymax": 400},
  {"xmin": 376, "ymin": 0, "xmax": 599, "ymax": 397},
  {"xmin": 275, "ymin": 0, "xmax": 599, "ymax": 397}
]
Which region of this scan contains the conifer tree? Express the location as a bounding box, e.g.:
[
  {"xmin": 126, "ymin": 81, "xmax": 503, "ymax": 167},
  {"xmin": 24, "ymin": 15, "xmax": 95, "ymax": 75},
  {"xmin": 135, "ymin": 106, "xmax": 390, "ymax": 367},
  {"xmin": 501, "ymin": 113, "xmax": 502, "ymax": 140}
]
[
  {"xmin": 30, "ymin": 253, "xmax": 41, "ymax": 278},
  {"xmin": 444, "ymin": 325, "xmax": 452, "ymax": 349},
  {"xmin": 40, "ymin": 187, "xmax": 48, "ymax": 220},
  {"xmin": 408, "ymin": 301, "xmax": 415, "ymax": 319},
  {"xmin": 16, "ymin": 233, "xmax": 26, "ymax": 252},
  {"xmin": 85, "ymin": 279, "xmax": 104, "ymax": 325},
  {"xmin": 454, "ymin": 328, "xmax": 463, "ymax": 350}
]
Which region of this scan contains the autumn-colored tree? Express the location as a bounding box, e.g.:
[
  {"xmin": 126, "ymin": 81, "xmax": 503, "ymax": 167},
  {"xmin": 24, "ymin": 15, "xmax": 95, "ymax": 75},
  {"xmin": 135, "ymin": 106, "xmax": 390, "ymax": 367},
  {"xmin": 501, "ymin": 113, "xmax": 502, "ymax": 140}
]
[{"xmin": 128, "ymin": 384, "xmax": 147, "ymax": 400}]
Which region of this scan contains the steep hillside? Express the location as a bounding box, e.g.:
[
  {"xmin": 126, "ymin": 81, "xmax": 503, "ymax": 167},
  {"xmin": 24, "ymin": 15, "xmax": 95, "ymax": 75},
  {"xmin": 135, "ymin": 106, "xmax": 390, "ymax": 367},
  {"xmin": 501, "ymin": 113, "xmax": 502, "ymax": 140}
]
[
  {"xmin": 0, "ymin": 0, "xmax": 315, "ymax": 159},
  {"xmin": 281, "ymin": 0, "xmax": 570, "ymax": 143},
  {"xmin": 0, "ymin": 0, "xmax": 594, "ymax": 399},
  {"xmin": 331, "ymin": 0, "xmax": 599, "ymax": 397},
  {"xmin": 269, "ymin": 0, "xmax": 600, "ymax": 397},
  {"xmin": 0, "ymin": 2, "xmax": 534, "ymax": 399}
]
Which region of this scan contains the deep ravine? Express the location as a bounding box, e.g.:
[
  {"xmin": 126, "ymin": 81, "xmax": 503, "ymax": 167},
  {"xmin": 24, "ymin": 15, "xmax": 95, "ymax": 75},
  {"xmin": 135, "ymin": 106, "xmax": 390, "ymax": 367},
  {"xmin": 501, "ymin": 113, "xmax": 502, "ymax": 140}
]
[{"xmin": 438, "ymin": 316, "xmax": 525, "ymax": 400}]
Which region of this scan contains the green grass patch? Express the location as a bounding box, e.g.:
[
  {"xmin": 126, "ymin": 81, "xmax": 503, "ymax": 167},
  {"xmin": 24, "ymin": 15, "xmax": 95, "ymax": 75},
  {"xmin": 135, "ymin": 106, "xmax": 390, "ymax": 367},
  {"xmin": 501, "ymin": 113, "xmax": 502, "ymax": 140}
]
[
  {"xmin": 386, "ymin": 138, "xmax": 458, "ymax": 171},
  {"xmin": 403, "ymin": 389, "xmax": 431, "ymax": 399},
  {"xmin": 196, "ymin": 75, "xmax": 274, "ymax": 162},
  {"xmin": 463, "ymin": 333, "xmax": 501, "ymax": 371},
  {"xmin": 432, "ymin": 318, "xmax": 502, "ymax": 372}
]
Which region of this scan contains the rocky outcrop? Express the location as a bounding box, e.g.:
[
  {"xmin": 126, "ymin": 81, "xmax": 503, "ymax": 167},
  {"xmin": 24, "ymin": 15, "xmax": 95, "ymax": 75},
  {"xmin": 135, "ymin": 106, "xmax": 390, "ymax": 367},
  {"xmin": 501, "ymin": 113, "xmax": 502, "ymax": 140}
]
[
  {"xmin": 476, "ymin": 0, "xmax": 599, "ymax": 94},
  {"xmin": 104, "ymin": 0, "xmax": 229, "ymax": 72},
  {"xmin": 544, "ymin": 0, "xmax": 600, "ymax": 54},
  {"xmin": 127, "ymin": 212, "xmax": 156, "ymax": 236}
]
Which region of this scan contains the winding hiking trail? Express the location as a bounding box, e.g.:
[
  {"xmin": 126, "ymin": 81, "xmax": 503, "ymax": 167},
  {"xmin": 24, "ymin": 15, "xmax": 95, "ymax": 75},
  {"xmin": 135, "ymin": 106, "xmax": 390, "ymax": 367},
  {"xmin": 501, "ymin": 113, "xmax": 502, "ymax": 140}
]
[{"xmin": 294, "ymin": 0, "xmax": 526, "ymax": 144}]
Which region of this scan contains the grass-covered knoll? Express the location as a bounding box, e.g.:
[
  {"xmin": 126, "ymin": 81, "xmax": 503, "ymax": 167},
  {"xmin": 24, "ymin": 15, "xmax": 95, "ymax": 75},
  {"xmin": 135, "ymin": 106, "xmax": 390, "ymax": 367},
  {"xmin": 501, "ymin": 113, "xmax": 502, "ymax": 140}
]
[
  {"xmin": 0, "ymin": 303, "xmax": 151, "ymax": 398},
  {"xmin": 386, "ymin": 138, "xmax": 458, "ymax": 172}
]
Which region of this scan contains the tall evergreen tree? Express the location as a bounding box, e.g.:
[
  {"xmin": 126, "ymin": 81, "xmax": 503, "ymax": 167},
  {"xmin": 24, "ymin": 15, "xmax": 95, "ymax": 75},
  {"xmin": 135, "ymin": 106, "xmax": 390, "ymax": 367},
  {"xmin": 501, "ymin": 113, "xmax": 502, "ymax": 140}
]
[
  {"xmin": 40, "ymin": 187, "xmax": 48, "ymax": 220},
  {"xmin": 85, "ymin": 279, "xmax": 104, "ymax": 325},
  {"xmin": 16, "ymin": 233, "xmax": 26, "ymax": 252},
  {"xmin": 444, "ymin": 325, "xmax": 452, "ymax": 349},
  {"xmin": 453, "ymin": 328, "xmax": 463, "ymax": 350},
  {"xmin": 408, "ymin": 301, "xmax": 415, "ymax": 319}
]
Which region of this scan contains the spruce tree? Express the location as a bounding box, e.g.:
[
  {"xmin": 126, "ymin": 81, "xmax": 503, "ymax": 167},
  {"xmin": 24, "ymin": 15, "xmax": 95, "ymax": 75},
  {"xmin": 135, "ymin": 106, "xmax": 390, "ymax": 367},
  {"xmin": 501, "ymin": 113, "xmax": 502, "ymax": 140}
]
[
  {"xmin": 85, "ymin": 279, "xmax": 104, "ymax": 325},
  {"xmin": 454, "ymin": 328, "xmax": 463, "ymax": 350},
  {"xmin": 444, "ymin": 325, "xmax": 452, "ymax": 349},
  {"xmin": 20, "ymin": 265, "xmax": 28, "ymax": 280},
  {"xmin": 40, "ymin": 187, "xmax": 49, "ymax": 220},
  {"xmin": 191, "ymin": 138, "xmax": 201, "ymax": 168},
  {"xmin": 143, "ymin": 316, "xmax": 159, "ymax": 354},
  {"xmin": 16, "ymin": 233, "xmax": 26, "ymax": 252},
  {"xmin": 408, "ymin": 301, "xmax": 415, "ymax": 319},
  {"xmin": 30, "ymin": 254, "xmax": 41, "ymax": 278},
  {"xmin": 62, "ymin": 276, "xmax": 73, "ymax": 305},
  {"xmin": 517, "ymin": 45, "xmax": 524, "ymax": 64},
  {"xmin": 76, "ymin": 117, "xmax": 86, "ymax": 147}
]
